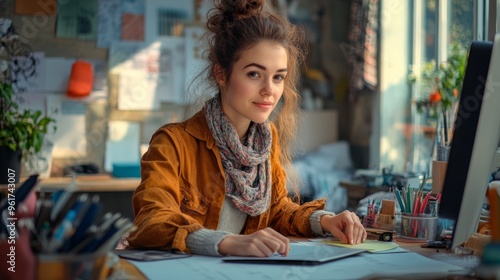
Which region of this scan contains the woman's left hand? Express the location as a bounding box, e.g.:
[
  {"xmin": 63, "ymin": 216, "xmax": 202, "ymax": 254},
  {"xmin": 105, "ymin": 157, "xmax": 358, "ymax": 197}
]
[{"xmin": 320, "ymin": 210, "xmax": 367, "ymax": 244}]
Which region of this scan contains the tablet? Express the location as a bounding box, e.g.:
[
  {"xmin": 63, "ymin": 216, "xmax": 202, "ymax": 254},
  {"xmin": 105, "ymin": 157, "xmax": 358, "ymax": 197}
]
[{"xmin": 222, "ymin": 243, "xmax": 366, "ymax": 264}]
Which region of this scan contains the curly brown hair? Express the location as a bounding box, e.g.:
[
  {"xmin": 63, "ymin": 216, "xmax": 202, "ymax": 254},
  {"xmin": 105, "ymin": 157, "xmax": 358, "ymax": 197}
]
[{"xmin": 202, "ymin": 0, "xmax": 307, "ymax": 194}]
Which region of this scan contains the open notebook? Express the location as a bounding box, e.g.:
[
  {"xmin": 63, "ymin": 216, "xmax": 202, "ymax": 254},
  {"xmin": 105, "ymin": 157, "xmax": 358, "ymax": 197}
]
[{"xmin": 222, "ymin": 242, "xmax": 366, "ymax": 264}]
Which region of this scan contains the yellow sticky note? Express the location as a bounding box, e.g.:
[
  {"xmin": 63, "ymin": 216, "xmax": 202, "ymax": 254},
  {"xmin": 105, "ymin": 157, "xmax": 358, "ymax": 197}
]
[{"xmin": 322, "ymin": 239, "xmax": 399, "ymax": 253}]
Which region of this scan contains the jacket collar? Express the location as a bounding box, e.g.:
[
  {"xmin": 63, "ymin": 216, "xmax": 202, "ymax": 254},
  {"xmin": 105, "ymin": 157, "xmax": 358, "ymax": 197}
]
[{"xmin": 184, "ymin": 109, "xmax": 216, "ymax": 150}]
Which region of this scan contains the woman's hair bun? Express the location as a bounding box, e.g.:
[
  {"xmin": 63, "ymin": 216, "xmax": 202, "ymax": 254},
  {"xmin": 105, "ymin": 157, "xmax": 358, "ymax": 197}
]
[{"xmin": 217, "ymin": 0, "xmax": 264, "ymax": 19}]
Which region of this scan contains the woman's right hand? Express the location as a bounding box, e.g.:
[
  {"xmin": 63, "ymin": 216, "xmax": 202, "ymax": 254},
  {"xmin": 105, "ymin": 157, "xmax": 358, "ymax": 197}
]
[{"xmin": 217, "ymin": 227, "xmax": 290, "ymax": 257}]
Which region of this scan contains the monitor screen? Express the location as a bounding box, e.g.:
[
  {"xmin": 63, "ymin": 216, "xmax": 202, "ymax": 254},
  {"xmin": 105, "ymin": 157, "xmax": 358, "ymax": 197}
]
[{"xmin": 438, "ymin": 35, "xmax": 500, "ymax": 250}]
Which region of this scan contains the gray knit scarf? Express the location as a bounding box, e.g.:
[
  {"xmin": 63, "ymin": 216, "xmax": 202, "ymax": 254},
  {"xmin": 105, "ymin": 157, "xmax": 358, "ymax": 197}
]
[{"xmin": 204, "ymin": 95, "xmax": 272, "ymax": 216}]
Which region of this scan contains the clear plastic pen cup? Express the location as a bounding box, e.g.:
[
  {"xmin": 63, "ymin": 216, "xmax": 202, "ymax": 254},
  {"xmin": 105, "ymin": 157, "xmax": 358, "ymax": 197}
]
[
  {"xmin": 436, "ymin": 145, "xmax": 450, "ymax": 162},
  {"xmin": 400, "ymin": 213, "xmax": 438, "ymax": 241}
]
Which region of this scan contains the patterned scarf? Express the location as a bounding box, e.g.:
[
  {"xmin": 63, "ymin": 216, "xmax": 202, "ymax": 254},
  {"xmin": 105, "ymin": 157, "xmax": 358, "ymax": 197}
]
[{"xmin": 204, "ymin": 95, "xmax": 272, "ymax": 216}]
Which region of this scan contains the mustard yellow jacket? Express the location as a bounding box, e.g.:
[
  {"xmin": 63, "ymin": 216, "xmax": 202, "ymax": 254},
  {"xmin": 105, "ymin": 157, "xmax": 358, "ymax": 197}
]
[{"xmin": 127, "ymin": 109, "xmax": 326, "ymax": 253}]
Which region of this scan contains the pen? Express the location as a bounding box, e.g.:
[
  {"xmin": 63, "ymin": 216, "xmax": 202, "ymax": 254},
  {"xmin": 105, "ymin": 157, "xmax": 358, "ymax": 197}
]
[
  {"xmin": 35, "ymin": 198, "xmax": 53, "ymax": 234},
  {"xmin": 70, "ymin": 193, "xmax": 89, "ymax": 228},
  {"xmin": 69, "ymin": 226, "xmax": 98, "ymax": 254},
  {"xmin": 50, "ymin": 177, "xmax": 77, "ymax": 224},
  {"xmin": 394, "ymin": 188, "xmax": 406, "ymax": 213},
  {"xmin": 420, "ymin": 192, "xmax": 431, "ymax": 214},
  {"xmin": 435, "ymin": 193, "xmax": 442, "ymax": 205},
  {"xmin": 45, "ymin": 210, "xmax": 76, "ymax": 253},
  {"xmin": 63, "ymin": 195, "xmax": 102, "ymax": 252},
  {"xmin": 406, "ymin": 187, "xmax": 412, "ymax": 214},
  {"xmin": 80, "ymin": 212, "xmax": 121, "ymax": 253},
  {"xmin": 95, "ymin": 218, "xmax": 135, "ymax": 255},
  {"xmin": 413, "ymin": 192, "xmax": 420, "ymax": 214}
]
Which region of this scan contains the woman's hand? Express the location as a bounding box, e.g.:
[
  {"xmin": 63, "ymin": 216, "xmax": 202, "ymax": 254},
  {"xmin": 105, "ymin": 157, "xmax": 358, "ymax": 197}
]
[
  {"xmin": 320, "ymin": 210, "xmax": 367, "ymax": 244},
  {"xmin": 217, "ymin": 227, "xmax": 290, "ymax": 257}
]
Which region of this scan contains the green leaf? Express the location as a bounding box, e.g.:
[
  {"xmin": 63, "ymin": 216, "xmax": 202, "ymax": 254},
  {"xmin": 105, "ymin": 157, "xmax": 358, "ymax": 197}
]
[{"xmin": 0, "ymin": 82, "xmax": 57, "ymax": 159}]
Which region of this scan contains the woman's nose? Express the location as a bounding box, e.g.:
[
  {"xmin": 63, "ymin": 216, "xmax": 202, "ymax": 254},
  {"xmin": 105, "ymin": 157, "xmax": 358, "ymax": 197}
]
[{"xmin": 260, "ymin": 79, "xmax": 274, "ymax": 96}]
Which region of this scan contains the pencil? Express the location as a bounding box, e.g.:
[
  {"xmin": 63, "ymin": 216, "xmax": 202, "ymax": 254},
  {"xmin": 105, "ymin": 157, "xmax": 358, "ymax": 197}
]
[
  {"xmin": 394, "ymin": 189, "xmax": 406, "ymax": 213},
  {"xmin": 406, "ymin": 187, "xmax": 412, "ymax": 213},
  {"xmin": 487, "ymin": 187, "xmax": 500, "ymax": 242},
  {"xmin": 420, "ymin": 192, "xmax": 431, "ymax": 214},
  {"xmin": 413, "ymin": 192, "xmax": 421, "ymax": 214}
]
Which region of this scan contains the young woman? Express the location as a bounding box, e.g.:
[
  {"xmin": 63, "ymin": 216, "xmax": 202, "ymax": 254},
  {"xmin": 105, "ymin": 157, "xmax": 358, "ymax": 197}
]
[{"xmin": 127, "ymin": 0, "xmax": 367, "ymax": 257}]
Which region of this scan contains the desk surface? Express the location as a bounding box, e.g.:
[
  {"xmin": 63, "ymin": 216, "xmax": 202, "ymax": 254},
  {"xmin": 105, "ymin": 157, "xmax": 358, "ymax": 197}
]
[
  {"xmin": 38, "ymin": 176, "xmax": 140, "ymax": 192},
  {"xmin": 0, "ymin": 174, "xmax": 141, "ymax": 193},
  {"xmin": 116, "ymin": 236, "xmax": 481, "ymax": 280},
  {"xmin": 394, "ymin": 237, "xmax": 480, "ymax": 270}
]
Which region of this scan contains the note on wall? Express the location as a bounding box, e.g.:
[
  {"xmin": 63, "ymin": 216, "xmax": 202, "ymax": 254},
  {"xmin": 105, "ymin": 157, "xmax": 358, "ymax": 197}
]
[
  {"xmin": 144, "ymin": 0, "xmax": 194, "ymax": 42},
  {"xmin": 96, "ymin": 0, "xmax": 145, "ymax": 48},
  {"xmin": 97, "ymin": 0, "xmax": 121, "ymax": 48},
  {"xmin": 122, "ymin": 13, "xmax": 144, "ymax": 41},
  {"xmin": 56, "ymin": 0, "xmax": 98, "ymax": 40},
  {"xmin": 109, "ymin": 37, "xmax": 186, "ymax": 109},
  {"xmin": 45, "ymin": 95, "xmax": 88, "ymax": 158},
  {"xmin": 118, "ymin": 72, "xmax": 170, "ymax": 110},
  {"xmin": 15, "ymin": 0, "xmax": 56, "ymax": 15},
  {"xmin": 104, "ymin": 121, "xmax": 141, "ymax": 172},
  {"xmin": 15, "ymin": 93, "xmax": 88, "ymax": 159}
]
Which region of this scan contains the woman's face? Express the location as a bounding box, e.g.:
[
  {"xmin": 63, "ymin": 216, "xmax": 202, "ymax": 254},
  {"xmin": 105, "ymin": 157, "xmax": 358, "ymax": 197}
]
[{"xmin": 219, "ymin": 40, "xmax": 288, "ymax": 138}]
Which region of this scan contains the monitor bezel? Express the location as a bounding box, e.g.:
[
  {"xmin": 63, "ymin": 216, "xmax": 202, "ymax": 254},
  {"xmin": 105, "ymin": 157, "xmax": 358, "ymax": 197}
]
[{"xmin": 438, "ymin": 35, "xmax": 500, "ymax": 250}]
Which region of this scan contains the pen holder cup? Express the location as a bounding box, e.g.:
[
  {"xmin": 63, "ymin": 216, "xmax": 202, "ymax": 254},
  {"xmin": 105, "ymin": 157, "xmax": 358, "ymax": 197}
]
[
  {"xmin": 37, "ymin": 252, "xmax": 110, "ymax": 280},
  {"xmin": 436, "ymin": 145, "xmax": 451, "ymax": 162},
  {"xmin": 399, "ymin": 213, "xmax": 437, "ymax": 241}
]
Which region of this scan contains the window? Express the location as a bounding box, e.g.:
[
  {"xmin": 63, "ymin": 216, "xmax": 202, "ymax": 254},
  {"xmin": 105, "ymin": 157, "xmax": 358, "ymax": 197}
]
[{"xmin": 378, "ymin": 0, "xmax": 485, "ymax": 175}]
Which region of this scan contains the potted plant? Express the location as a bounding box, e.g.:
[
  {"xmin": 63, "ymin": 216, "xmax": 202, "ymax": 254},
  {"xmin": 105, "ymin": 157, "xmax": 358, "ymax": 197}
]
[
  {"xmin": 409, "ymin": 43, "xmax": 468, "ymax": 160},
  {"xmin": 412, "ymin": 43, "xmax": 467, "ymax": 119},
  {"xmin": 0, "ymin": 82, "xmax": 55, "ymax": 184},
  {"xmin": 1, "ymin": 18, "xmax": 56, "ymax": 184}
]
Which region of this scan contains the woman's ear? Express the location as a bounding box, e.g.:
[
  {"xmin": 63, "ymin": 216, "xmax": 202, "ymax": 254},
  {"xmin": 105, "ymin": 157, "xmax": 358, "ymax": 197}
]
[{"xmin": 214, "ymin": 64, "xmax": 225, "ymax": 86}]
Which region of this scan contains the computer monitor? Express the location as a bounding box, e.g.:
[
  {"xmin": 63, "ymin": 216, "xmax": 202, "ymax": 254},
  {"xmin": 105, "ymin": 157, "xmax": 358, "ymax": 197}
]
[{"xmin": 438, "ymin": 34, "xmax": 500, "ymax": 250}]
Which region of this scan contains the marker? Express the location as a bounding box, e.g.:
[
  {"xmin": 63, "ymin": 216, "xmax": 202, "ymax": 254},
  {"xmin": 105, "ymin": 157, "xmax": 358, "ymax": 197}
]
[
  {"xmin": 45, "ymin": 210, "xmax": 76, "ymax": 253},
  {"xmin": 394, "ymin": 188, "xmax": 406, "ymax": 213}
]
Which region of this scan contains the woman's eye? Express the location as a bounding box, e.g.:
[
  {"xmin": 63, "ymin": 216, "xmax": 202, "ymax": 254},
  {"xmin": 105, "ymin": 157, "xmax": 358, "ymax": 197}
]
[
  {"xmin": 248, "ymin": 72, "xmax": 260, "ymax": 78},
  {"xmin": 274, "ymin": 74, "xmax": 285, "ymax": 81}
]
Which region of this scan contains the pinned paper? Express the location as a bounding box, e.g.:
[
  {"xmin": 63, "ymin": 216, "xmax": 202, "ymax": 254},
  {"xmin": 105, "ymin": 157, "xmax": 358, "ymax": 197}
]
[
  {"xmin": 56, "ymin": 0, "xmax": 97, "ymax": 40},
  {"xmin": 104, "ymin": 121, "xmax": 141, "ymax": 172},
  {"xmin": 96, "ymin": 0, "xmax": 121, "ymax": 48},
  {"xmin": 122, "ymin": 13, "xmax": 144, "ymax": 41},
  {"xmin": 15, "ymin": 0, "xmax": 56, "ymax": 15},
  {"xmin": 110, "ymin": 38, "xmax": 186, "ymax": 108}
]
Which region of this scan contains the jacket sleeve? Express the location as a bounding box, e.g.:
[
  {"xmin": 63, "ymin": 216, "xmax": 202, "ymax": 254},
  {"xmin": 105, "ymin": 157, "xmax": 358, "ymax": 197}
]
[
  {"xmin": 267, "ymin": 125, "xmax": 326, "ymax": 236},
  {"xmin": 127, "ymin": 127, "xmax": 203, "ymax": 252}
]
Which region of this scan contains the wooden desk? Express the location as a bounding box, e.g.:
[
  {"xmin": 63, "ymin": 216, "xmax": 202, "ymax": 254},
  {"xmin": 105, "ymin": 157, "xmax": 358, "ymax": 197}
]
[
  {"xmin": 41, "ymin": 175, "xmax": 140, "ymax": 221},
  {"xmin": 0, "ymin": 174, "xmax": 140, "ymax": 192},
  {"xmin": 1, "ymin": 175, "xmax": 140, "ymax": 221},
  {"xmin": 116, "ymin": 237, "xmax": 481, "ymax": 280},
  {"xmin": 36, "ymin": 174, "xmax": 140, "ymax": 192},
  {"xmin": 394, "ymin": 237, "xmax": 480, "ymax": 272},
  {"xmin": 114, "ymin": 259, "xmax": 148, "ymax": 280}
]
